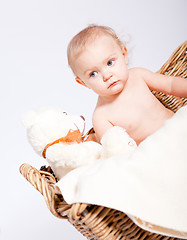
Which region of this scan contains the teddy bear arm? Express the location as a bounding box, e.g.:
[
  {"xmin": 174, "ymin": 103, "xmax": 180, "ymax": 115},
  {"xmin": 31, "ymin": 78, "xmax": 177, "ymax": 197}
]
[{"xmin": 101, "ymin": 126, "xmax": 137, "ymax": 158}]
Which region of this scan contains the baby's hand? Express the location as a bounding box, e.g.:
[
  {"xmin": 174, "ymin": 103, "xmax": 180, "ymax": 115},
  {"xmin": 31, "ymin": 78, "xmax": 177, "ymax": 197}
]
[{"xmin": 101, "ymin": 126, "xmax": 137, "ymax": 159}]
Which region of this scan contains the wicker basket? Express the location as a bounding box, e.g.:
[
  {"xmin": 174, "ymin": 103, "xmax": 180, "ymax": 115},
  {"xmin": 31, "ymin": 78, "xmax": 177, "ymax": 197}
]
[{"xmin": 20, "ymin": 40, "xmax": 187, "ymax": 240}]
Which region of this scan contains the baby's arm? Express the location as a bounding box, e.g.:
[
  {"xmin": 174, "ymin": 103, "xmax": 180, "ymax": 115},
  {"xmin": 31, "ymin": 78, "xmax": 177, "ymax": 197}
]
[
  {"xmin": 139, "ymin": 68, "xmax": 187, "ymax": 98},
  {"xmin": 92, "ymin": 109, "xmax": 113, "ymax": 140}
]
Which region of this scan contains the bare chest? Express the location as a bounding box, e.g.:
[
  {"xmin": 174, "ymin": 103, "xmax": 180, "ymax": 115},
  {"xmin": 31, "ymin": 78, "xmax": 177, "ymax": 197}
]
[
  {"xmin": 104, "ymin": 82, "xmax": 171, "ymax": 143},
  {"xmin": 108, "ymin": 81, "xmax": 153, "ymax": 124},
  {"xmin": 108, "ymin": 95, "xmax": 150, "ymax": 132}
]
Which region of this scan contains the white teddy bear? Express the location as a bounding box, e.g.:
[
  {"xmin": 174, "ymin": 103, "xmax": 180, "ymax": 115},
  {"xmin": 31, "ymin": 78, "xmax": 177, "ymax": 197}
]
[{"xmin": 23, "ymin": 107, "xmax": 137, "ymax": 180}]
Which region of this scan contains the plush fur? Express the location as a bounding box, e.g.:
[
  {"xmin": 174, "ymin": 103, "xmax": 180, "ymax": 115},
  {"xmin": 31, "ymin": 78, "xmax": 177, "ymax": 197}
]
[
  {"xmin": 101, "ymin": 126, "xmax": 137, "ymax": 159},
  {"xmin": 23, "ymin": 107, "xmax": 137, "ymax": 180}
]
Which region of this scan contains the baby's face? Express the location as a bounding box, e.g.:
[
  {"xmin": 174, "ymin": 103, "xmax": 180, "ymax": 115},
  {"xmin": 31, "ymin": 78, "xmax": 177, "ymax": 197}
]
[{"xmin": 73, "ymin": 35, "xmax": 129, "ymax": 98}]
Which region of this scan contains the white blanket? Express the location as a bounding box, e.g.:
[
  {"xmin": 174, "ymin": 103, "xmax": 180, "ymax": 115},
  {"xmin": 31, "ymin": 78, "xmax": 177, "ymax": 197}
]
[{"xmin": 56, "ymin": 105, "xmax": 187, "ymax": 238}]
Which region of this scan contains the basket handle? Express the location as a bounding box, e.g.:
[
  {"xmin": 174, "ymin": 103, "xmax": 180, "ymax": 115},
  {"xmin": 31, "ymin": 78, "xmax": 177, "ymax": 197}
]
[{"xmin": 19, "ymin": 163, "xmax": 67, "ymax": 219}]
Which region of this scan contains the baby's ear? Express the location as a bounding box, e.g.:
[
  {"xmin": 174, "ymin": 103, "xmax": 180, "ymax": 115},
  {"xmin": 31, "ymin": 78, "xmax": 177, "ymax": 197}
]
[
  {"xmin": 22, "ymin": 111, "xmax": 37, "ymax": 128},
  {"xmin": 121, "ymin": 46, "xmax": 128, "ymax": 64},
  {"xmin": 75, "ymin": 77, "xmax": 87, "ymax": 87}
]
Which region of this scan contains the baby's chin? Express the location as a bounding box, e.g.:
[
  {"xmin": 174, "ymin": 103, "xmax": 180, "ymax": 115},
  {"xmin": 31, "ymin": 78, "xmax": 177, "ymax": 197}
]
[{"xmin": 108, "ymin": 82, "xmax": 125, "ymax": 94}]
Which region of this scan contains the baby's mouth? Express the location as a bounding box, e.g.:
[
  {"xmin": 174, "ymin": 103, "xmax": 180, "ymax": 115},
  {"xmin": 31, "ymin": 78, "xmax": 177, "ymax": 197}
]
[{"xmin": 108, "ymin": 81, "xmax": 119, "ymax": 88}]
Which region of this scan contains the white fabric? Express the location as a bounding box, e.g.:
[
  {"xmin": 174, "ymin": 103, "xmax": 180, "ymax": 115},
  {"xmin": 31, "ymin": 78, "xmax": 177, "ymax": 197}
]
[{"xmin": 56, "ymin": 105, "xmax": 187, "ymax": 238}]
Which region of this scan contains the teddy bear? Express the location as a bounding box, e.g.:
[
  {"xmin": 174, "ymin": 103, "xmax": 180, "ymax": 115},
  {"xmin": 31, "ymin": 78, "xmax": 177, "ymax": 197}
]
[{"xmin": 23, "ymin": 107, "xmax": 137, "ymax": 180}]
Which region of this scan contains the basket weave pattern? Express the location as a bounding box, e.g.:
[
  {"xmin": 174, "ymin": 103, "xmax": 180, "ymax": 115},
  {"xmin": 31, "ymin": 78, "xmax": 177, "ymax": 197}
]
[{"xmin": 20, "ymin": 41, "xmax": 187, "ymax": 240}]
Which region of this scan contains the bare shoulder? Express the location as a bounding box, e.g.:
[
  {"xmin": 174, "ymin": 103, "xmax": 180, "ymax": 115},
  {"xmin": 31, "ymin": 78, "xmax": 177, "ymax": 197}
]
[
  {"xmin": 128, "ymin": 67, "xmax": 156, "ymax": 86},
  {"xmin": 130, "ymin": 67, "xmax": 174, "ymax": 94},
  {"xmin": 129, "ymin": 67, "xmax": 150, "ymax": 77}
]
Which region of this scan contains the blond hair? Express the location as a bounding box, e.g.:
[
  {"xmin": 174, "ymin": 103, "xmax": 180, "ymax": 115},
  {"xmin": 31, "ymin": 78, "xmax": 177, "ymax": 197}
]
[{"xmin": 67, "ymin": 24, "xmax": 125, "ymax": 75}]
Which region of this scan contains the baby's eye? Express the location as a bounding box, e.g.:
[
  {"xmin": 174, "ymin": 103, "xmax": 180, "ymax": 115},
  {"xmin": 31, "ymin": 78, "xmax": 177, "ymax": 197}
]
[
  {"xmin": 90, "ymin": 71, "xmax": 97, "ymax": 78},
  {"xmin": 107, "ymin": 59, "xmax": 115, "ymax": 66}
]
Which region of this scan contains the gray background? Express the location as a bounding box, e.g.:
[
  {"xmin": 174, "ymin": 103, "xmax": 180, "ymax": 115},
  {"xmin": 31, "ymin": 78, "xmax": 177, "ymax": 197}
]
[{"xmin": 0, "ymin": 0, "xmax": 186, "ymax": 239}]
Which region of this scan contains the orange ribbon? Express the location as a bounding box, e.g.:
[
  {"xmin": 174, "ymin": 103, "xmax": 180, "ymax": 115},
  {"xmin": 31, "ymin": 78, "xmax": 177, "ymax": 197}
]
[{"xmin": 42, "ymin": 129, "xmax": 83, "ymax": 158}]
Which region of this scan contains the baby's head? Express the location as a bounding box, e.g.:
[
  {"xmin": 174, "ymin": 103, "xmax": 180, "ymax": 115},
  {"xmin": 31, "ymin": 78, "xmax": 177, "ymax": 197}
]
[
  {"xmin": 67, "ymin": 25, "xmax": 124, "ymax": 73},
  {"xmin": 67, "ymin": 25, "xmax": 129, "ymax": 96}
]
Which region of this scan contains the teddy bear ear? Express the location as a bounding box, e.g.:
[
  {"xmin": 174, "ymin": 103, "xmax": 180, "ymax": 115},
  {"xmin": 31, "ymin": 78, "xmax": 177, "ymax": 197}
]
[{"xmin": 22, "ymin": 111, "xmax": 37, "ymax": 128}]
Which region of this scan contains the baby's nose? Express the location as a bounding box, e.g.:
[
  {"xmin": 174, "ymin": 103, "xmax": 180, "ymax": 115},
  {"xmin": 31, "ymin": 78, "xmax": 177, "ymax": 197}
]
[{"xmin": 103, "ymin": 72, "xmax": 112, "ymax": 82}]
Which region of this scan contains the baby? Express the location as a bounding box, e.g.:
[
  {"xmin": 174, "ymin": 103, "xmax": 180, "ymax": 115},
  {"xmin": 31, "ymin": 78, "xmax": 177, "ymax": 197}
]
[{"xmin": 67, "ymin": 25, "xmax": 187, "ymax": 145}]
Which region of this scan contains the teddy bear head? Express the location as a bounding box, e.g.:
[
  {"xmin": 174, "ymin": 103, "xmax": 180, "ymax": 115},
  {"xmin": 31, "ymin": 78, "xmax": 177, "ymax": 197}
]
[{"xmin": 22, "ymin": 107, "xmax": 85, "ymax": 156}]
